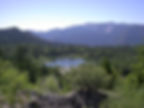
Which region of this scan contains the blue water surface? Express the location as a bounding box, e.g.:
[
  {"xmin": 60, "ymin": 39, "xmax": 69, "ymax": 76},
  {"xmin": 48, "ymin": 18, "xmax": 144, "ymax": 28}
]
[{"xmin": 45, "ymin": 58, "xmax": 84, "ymax": 68}]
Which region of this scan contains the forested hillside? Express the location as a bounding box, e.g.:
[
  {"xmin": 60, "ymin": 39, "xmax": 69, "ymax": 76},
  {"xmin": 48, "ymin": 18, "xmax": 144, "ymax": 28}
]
[
  {"xmin": 0, "ymin": 27, "xmax": 47, "ymax": 45},
  {"xmin": 0, "ymin": 27, "xmax": 144, "ymax": 108},
  {"xmin": 0, "ymin": 44, "xmax": 141, "ymax": 108}
]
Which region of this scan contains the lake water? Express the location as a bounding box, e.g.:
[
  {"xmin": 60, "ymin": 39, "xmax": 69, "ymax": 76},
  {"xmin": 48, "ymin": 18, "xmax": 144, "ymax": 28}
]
[{"xmin": 45, "ymin": 58, "xmax": 84, "ymax": 68}]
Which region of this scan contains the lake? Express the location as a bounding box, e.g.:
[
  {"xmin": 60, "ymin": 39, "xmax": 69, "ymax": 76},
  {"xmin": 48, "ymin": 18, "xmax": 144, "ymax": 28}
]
[{"xmin": 45, "ymin": 58, "xmax": 85, "ymax": 69}]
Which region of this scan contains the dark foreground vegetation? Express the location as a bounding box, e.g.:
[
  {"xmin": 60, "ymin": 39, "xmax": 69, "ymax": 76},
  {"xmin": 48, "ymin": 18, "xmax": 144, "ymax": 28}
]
[{"xmin": 0, "ymin": 44, "xmax": 144, "ymax": 108}]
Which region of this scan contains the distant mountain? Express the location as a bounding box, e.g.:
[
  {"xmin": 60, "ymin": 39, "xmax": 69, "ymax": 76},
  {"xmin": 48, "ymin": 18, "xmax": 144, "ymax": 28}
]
[
  {"xmin": 0, "ymin": 27, "xmax": 47, "ymax": 45},
  {"xmin": 34, "ymin": 23, "xmax": 144, "ymax": 46}
]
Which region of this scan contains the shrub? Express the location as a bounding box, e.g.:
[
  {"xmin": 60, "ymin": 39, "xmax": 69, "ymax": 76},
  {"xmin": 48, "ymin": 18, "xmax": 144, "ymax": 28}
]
[{"xmin": 64, "ymin": 65, "xmax": 111, "ymax": 91}]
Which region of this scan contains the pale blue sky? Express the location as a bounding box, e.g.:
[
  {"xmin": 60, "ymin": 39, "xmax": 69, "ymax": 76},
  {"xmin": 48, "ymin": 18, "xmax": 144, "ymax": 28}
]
[{"xmin": 0, "ymin": 0, "xmax": 144, "ymax": 30}]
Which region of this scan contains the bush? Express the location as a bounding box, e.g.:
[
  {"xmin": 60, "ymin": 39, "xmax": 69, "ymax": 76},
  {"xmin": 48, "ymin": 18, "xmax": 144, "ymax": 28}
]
[
  {"xmin": 101, "ymin": 87, "xmax": 144, "ymax": 108},
  {"xmin": 64, "ymin": 65, "xmax": 111, "ymax": 91},
  {"xmin": 40, "ymin": 75, "xmax": 60, "ymax": 93},
  {"xmin": 0, "ymin": 60, "xmax": 30, "ymax": 104}
]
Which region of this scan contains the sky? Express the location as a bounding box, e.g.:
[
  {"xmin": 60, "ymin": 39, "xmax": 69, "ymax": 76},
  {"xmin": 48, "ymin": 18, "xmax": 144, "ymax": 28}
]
[{"xmin": 0, "ymin": 0, "xmax": 144, "ymax": 31}]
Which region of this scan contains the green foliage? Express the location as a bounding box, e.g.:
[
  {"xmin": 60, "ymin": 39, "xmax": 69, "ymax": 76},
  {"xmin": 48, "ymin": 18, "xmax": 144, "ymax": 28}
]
[
  {"xmin": 0, "ymin": 44, "xmax": 141, "ymax": 107},
  {"xmin": 101, "ymin": 88, "xmax": 144, "ymax": 108},
  {"xmin": 65, "ymin": 65, "xmax": 111, "ymax": 91},
  {"xmin": 0, "ymin": 48, "xmax": 3, "ymax": 58},
  {"xmin": 102, "ymin": 58, "xmax": 113, "ymax": 75},
  {"xmin": 100, "ymin": 47, "xmax": 144, "ymax": 108},
  {"xmin": 131, "ymin": 47, "xmax": 144, "ymax": 86},
  {"xmin": 40, "ymin": 66, "xmax": 50, "ymax": 76},
  {"xmin": 14, "ymin": 46, "xmax": 40, "ymax": 84},
  {"xmin": 101, "ymin": 77, "xmax": 144, "ymax": 108},
  {"xmin": 0, "ymin": 48, "xmax": 5, "ymax": 60},
  {"xmin": 40, "ymin": 75, "xmax": 60, "ymax": 93},
  {"xmin": 0, "ymin": 60, "xmax": 29, "ymax": 104},
  {"xmin": 14, "ymin": 46, "xmax": 30, "ymax": 70}
]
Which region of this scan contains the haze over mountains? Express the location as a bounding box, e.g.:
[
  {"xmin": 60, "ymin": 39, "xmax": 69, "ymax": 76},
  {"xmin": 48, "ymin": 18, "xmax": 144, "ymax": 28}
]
[
  {"xmin": 34, "ymin": 23, "xmax": 144, "ymax": 46},
  {"xmin": 0, "ymin": 27, "xmax": 47, "ymax": 45},
  {"xmin": 0, "ymin": 23, "xmax": 144, "ymax": 46}
]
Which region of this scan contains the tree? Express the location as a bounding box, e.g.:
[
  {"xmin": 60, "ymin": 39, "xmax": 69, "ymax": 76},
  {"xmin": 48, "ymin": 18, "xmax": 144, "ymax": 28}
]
[
  {"xmin": 102, "ymin": 58, "xmax": 113, "ymax": 75},
  {"xmin": 0, "ymin": 48, "xmax": 4, "ymax": 59},
  {"xmin": 102, "ymin": 58, "xmax": 117, "ymax": 89},
  {"xmin": 132, "ymin": 47, "xmax": 144, "ymax": 86},
  {"xmin": 14, "ymin": 46, "xmax": 39, "ymax": 84},
  {"xmin": 65, "ymin": 65, "xmax": 111, "ymax": 91},
  {"xmin": 0, "ymin": 60, "xmax": 29, "ymax": 105},
  {"xmin": 14, "ymin": 46, "xmax": 29, "ymax": 70}
]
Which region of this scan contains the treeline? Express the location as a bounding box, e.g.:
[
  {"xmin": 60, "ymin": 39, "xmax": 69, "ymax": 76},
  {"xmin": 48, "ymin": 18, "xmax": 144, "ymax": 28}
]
[
  {"xmin": 0, "ymin": 45, "xmax": 143, "ymax": 108},
  {"xmin": 1, "ymin": 45, "xmax": 138, "ymax": 74},
  {"xmin": 0, "ymin": 45, "xmax": 60, "ymax": 106}
]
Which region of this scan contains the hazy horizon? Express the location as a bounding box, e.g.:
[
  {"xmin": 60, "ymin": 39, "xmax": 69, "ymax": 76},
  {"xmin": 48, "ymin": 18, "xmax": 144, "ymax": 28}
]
[
  {"xmin": 1, "ymin": 0, "xmax": 144, "ymax": 31},
  {"xmin": 1, "ymin": 21, "xmax": 144, "ymax": 32}
]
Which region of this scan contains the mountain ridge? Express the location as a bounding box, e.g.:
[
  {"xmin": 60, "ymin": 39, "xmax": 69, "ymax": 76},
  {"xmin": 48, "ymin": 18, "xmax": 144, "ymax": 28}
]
[
  {"xmin": 33, "ymin": 23, "xmax": 144, "ymax": 46},
  {"xmin": 1, "ymin": 23, "xmax": 144, "ymax": 46},
  {"xmin": 0, "ymin": 27, "xmax": 48, "ymax": 45}
]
